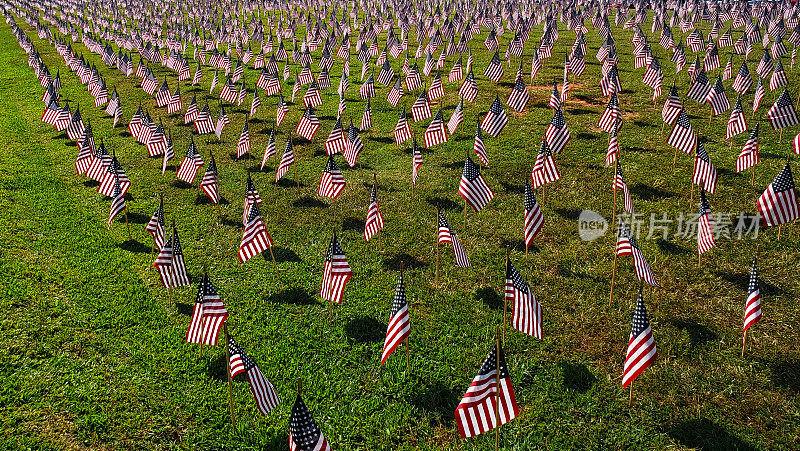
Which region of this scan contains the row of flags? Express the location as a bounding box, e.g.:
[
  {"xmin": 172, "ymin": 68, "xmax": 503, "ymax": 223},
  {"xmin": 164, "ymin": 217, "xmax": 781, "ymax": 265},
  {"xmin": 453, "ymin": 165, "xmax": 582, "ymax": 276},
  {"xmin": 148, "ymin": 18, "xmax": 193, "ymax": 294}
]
[{"xmin": 9, "ymin": 0, "xmax": 793, "ymax": 446}]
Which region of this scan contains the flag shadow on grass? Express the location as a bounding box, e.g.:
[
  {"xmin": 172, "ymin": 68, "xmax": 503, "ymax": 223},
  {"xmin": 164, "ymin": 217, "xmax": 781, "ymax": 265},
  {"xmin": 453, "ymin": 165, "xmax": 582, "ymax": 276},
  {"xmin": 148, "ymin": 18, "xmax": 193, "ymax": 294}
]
[
  {"xmin": 269, "ymin": 246, "xmax": 300, "ymax": 263},
  {"xmin": 204, "ymin": 352, "xmax": 229, "ymax": 382},
  {"xmin": 265, "ymin": 287, "xmax": 317, "ymax": 305},
  {"xmin": 629, "ymin": 183, "xmax": 677, "ymax": 201},
  {"xmin": 274, "ymin": 178, "xmax": 307, "ymax": 189},
  {"xmin": 656, "ymin": 238, "xmax": 692, "ymax": 256},
  {"xmin": 762, "ymin": 358, "xmax": 800, "ymax": 393},
  {"xmin": 500, "ymin": 238, "xmax": 535, "ymax": 254},
  {"xmin": 292, "ymin": 196, "xmax": 328, "ymax": 208},
  {"xmin": 715, "ymin": 271, "xmax": 784, "ymax": 296},
  {"xmin": 116, "ymin": 239, "xmax": 151, "ymax": 254},
  {"xmin": 474, "ymin": 287, "xmax": 502, "ymax": 311},
  {"xmin": 669, "ymin": 319, "xmax": 719, "ymax": 350},
  {"xmin": 125, "ymin": 212, "xmax": 149, "ymax": 224},
  {"xmin": 344, "ymin": 316, "xmax": 385, "ymax": 343},
  {"xmin": 195, "ymin": 194, "xmax": 229, "ymax": 205},
  {"xmin": 342, "ymin": 217, "xmax": 365, "ymax": 232},
  {"xmin": 425, "ymin": 196, "xmax": 461, "ymax": 211},
  {"xmin": 666, "ymin": 418, "xmax": 756, "ymax": 451},
  {"xmin": 559, "ymin": 362, "xmax": 597, "ymax": 393},
  {"xmin": 381, "ymin": 253, "xmax": 427, "ymax": 271},
  {"xmin": 365, "ymin": 135, "xmax": 393, "ymax": 144},
  {"xmin": 407, "ymin": 381, "xmax": 460, "ymax": 427}
]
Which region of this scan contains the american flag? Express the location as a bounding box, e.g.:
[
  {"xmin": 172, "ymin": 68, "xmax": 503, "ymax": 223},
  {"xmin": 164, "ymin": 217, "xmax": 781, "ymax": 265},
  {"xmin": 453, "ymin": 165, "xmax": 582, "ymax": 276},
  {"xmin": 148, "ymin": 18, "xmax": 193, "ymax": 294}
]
[
  {"xmin": 471, "ymin": 121, "xmax": 489, "ymax": 167},
  {"xmin": 364, "ymin": 181, "xmax": 384, "ymax": 241},
  {"xmin": 387, "ymin": 77, "xmax": 403, "ymax": 107},
  {"xmin": 549, "ymin": 83, "xmax": 561, "ymax": 110},
  {"xmin": 661, "ymin": 85, "xmax": 682, "ymax": 125},
  {"xmin": 194, "ymin": 104, "xmax": 214, "ymax": 134},
  {"xmin": 506, "ymin": 258, "xmax": 542, "ymax": 338},
  {"xmin": 288, "ymin": 394, "xmax": 331, "ymax": 451},
  {"xmin": 344, "ymin": 122, "xmax": 364, "ymax": 167},
  {"xmin": 727, "ymin": 97, "xmax": 748, "ymax": 139},
  {"xmin": 228, "ymin": 336, "xmax": 281, "ymax": 415},
  {"xmin": 480, "ymin": 97, "xmax": 508, "ymax": 137},
  {"xmin": 613, "ymin": 161, "xmax": 634, "ymax": 214},
  {"xmin": 303, "ymin": 80, "xmax": 322, "ymax": 108},
  {"xmin": 705, "ymin": 77, "xmax": 730, "ymax": 116},
  {"xmin": 394, "ymin": 110, "xmax": 412, "ymax": 145},
  {"xmin": 428, "ymin": 71, "xmax": 444, "ymax": 100},
  {"xmin": 167, "ymin": 86, "xmax": 182, "ymax": 114},
  {"xmin": 732, "ymin": 61, "xmax": 753, "ymax": 94},
  {"xmin": 545, "ymin": 108, "xmax": 571, "ymax": 154},
  {"xmin": 770, "ymin": 60, "xmax": 788, "ymax": 91},
  {"xmin": 753, "ymin": 77, "xmax": 766, "ymax": 113},
  {"xmin": 200, "ymin": 154, "xmax": 220, "ymax": 204},
  {"xmin": 531, "ymin": 140, "xmax": 560, "ymax": 189},
  {"xmin": 107, "ymin": 174, "xmax": 126, "ymax": 230},
  {"xmin": 411, "ymin": 90, "xmax": 432, "ymax": 122},
  {"xmin": 757, "ymin": 163, "xmax": 799, "ymax": 226},
  {"xmin": 767, "ymin": 89, "xmax": 799, "ymax": 130},
  {"xmin": 459, "ymin": 70, "xmax": 478, "ymax": 102},
  {"xmin": 276, "ymin": 95, "xmax": 289, "ymax": 126},
  {"xmin": 380, "ymin": 272, "xmax": 410, "ymax": 363},
  {"xmin": 459, "ymin": 157, "xmax": 494, "ymax": 212},
  {"xmin": 616, "ymin": 222, "xmax": 659, "ymax": 287},
  {"xmin": 449, "ymin": 54, "xmax": 464, "ymax": 81},
  {"xmin": 530, "ymin": 49, "xmax": 542, "ymax": 80},
  {"xmin": 599, "ymin": 65, "xmax": 621, "ymax": 96},
  {"xmin": 214, "ymin": 106, "xmax": 230, "ymax": 140},
  {"xmin": 757, "ymin": 50, "xmax": 774, "ymax": 77},
  {"xmin": 455, "ymin": 341, "xmax": 519, "ymax": 438},
  {"xmin": 424, "ymin": 110, "xmax": 448, "ymax": 148},
  {"xmin": 238, "ymin": 204, "xmax": 273, "ymax": 263},
  {"xmin": 447, "ymin": 98, "xmax": 464, "ymax": 135},
  {"xmin": 325, "ymin": 119, "xmax": 347, "ymax": 155},
  {"xmin": 693, "ymin": 141, "xmax": 718, "ymax": 194},
  {"xmin": 687, "ymin": 69, "xmax": 711, "ymax": 102},
  {"xmin": 320, "ymin": 233, "xmax": 352, "ymax": 304},
  {"xmin": 570, "ymin": 45, "xmax": 586, "ymax": 76},
  {"xmin": 261, "ymin": 128, "xmax": 277, "ymax": 170},
  {"xmin": 184, "ymin": 95, "xmax": 198, "ymax": 124},
  {"xmin": 606, "ymin": 125, "xmax": 620, "ymax": 167},
  {"xmin": 411, "ymin": 138, "xmax": 423, "ymax": 185},
  {"xmin": 361, "ymin": 99, "xmax": 372, "ymax": 130},
  {"xmin": 743, "ymin": 257, "xmax": 762, "ymax": 334},
  {"xmin": 484, "ymin": 50, "xmax": 504, "ymax": 82},
  {"xmin": 437, "ymin": 211, "xmax": 470, "ymax": 267},
  {"xmin": 737, "ymin": 125, "xmax": 760, "ymax": 173},
  {"xmin": 667, "ymin": 109, "xmax": 697, "ymax": 154},
  {"xmin": 598, "ymin": 92, "xmax": 621, "ymax": 133},
  {"xmin": 359, "ymin": 72, "xmax": 375, "ymax": 99},
  {"xmin": 622, "ymin": 290, "xmax": 657, "ymax": 388},
  {"xmin": 176, "ymin": 138, "xmax": 204, "ymax": 183},
  {"xmin": 296, "ymin": 107, "xmax": 321, "ymax": 140},
  {"xmin": 523, "ymin": 181, "xmax": 544, "ymax": 247},
  {"xmin": 66, "ymin": 106, "xmax": 85, "ymax": 141},
  {"xmin": 145, "ymin": 197, "xmax": 166, "ymax": 251},
  {"xmin": 99, "ymin": 158, "xmax": 130, "ymax": 198},
  {"xmin": 697, "ymin": 189, "xmax": 716, "ymax": 255},
  {"xmin": 318, "ymin": 156, "xmax": 345, "ymax": 199},
  {"xmin": 153, "ymin": 228, "xmax": 190, "ymax": 288},
  {"xmin": 186, "ymin": 274, "xmax": 228, "ymax": 346},
  {"xmin": 505, "ymin": 74, "xmax": 529, "ymax": 112},
  {"xmin": 236, "ymin": 121, "xmax": 251, "ymax": 158},
  {"xmin": 275, "ymin": 137, "xmax": 296, "ymax": 183}
]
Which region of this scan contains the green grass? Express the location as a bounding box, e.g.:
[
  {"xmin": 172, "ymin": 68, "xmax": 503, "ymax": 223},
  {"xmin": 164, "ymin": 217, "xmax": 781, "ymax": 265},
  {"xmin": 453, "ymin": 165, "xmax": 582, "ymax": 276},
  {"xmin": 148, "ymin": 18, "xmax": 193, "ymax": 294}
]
[{"xmin": 1, "ymin": 15, "xmax": 799, "ymax": 450}]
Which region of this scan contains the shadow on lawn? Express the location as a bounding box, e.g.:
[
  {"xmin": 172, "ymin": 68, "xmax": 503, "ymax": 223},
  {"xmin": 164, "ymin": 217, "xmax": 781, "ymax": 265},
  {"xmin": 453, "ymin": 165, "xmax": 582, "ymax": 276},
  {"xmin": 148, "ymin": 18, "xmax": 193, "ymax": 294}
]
[
  {"xmin": 474, "ymin": 287, "xmax": 502, "ymax": 310},
  {"xmin": 667, "ymin": 418, "xmax": 756, "ymax": 450},
  {"xmin": 117, "ymin": 239, "xmax": 151, "ymax": 254},
  {"xmin": 271, "ymin": 246, "xmax": 300, "ymax": 263},
  {"xmin": 408, "ymin": 381, "xmax": 459, "ymax": 427},
  {"xmin": 344, "ymin": 316, "xmax": 385, "ymax": 343},
  {"xmin": 670, "ymin": 319, "xmax": 718, "ymax": 348},
  {"xmin": 716, "ymin": 271, "xmax": 784, "ymax": 296},
  {"xmin": 382, "ymin": 252, "xmax": 427, "ymax": 271},
  {"xmin": 629, "ymin": 183, "xmax": 677, "ymax": 201},
  {"xmin": 205, "ymin": 352, "xmax": 228, "ymax": 382},
  {"xmin": 425, "ymin": 196, "xmax": 460, "ymax": 211},
  {"xmin": 767, "ymin": 358, "xmax": 800, "ymax": 392},
  {"xmin": 560, "ymin": 362, "xmax": 596, "ymax": 393}
]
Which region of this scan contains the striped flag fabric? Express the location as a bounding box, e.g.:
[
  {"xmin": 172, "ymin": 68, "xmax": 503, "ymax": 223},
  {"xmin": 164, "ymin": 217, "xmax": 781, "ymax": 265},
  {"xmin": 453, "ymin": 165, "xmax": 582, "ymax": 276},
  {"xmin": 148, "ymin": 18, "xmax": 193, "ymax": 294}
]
[
  {"xmin": 288, "ymin": 394, "xmax": 331, "ymax": 451},
  {"xmin": 364, "ymin": 182, "xmax": 384, "ymax": 241},
  {"xmin": 411, "ymin": 138, "xmax": 423, "ymax": 185},
  {"xmin": 613, "ymin": 161, "xmax": 634, "ymax": 214},
  {"xmin": 667, "ymin": 109, "xmax": 697, "ymax": 154},
  {"xmin": 318, "ymin": 156, "xmax": 346, "ymax": 199},
  {"xmin": 455, "ymin": 341, "xmax": 519, "ymax": 438},
  {"xmin": 617, "ymin": 222, "xmax": 659, "ymax": 287},
  {"xmin": 472, "ymin": 121, "xmax": 488, "ymax": 167},
  {"xmin": 238, "ymin": 204, "xmax": 274, "ymax": 263},
  {"xmin": 686, "ymin": 69, "xmax": 711, "ymax": 102},
  {"xmin": 459, "ymin": 157, "xmax": 494, "ymax": 212},
  {"xmin": 344, "ymin": 122, "xmax": 364, "ymax": 167},
  {"xmin": 325, "ymin": 118, "xmax": 347, "ymax": 155},
  {"xmin": 411, "ymin": 90, "xmax": 432, "ymax": 122},
  {"xmin": 276, "ymin": 95, "xmax": 289, "ymax": 126},
  {"xmin": 622, "ymin": 290, "xmax": 657, "ymax": 388},
  {"xmin": 753, "ymin": 77, "xmax": 766, "ymax": 113},
  {"xmin": 480, "ymin": 97, "xmax": 508, "ymax": 137},
  {"xmin": 697, "ymin": 189, "xmax": 716, "ymax": 255},
  {"xmin": 727, "ymin": 97, "xmax": 747, "ymax": 139},
  {"xmin": 227, "ymin": 336, "xmax": 281, "ymax": 415},
  {"xmin": 447, "ymin": 98, "xmax": 464, "ymax": 135},
  {"xmin": 200, "ymin": 154, "xmax": 220, "ymax": 204},
  {"xmin": 296, "ymin": 107, "xmax": 321, "ymax": 140},
  {"xmin": 545, "ymin": 108, "xmax": 571, "ymax": 154},
  {"xmin": 693, "ymin": 141, "xmax": 718, "ymax": 194},
  {"xmin": 483, "ymin": 50, "xmax": 504, "ymax": 82},
  {"xmin": 661, "ymin": 85, "xmax": 682, "ymax": 125},
  {"xmin": 459, "ymin": 70, "xmax": 478, "ymax": 102},
  {"xmin": 387, "ymin": 77, "xmax": 404, "ymax": 107},
  {"xmin": 505, "ymin": 74, "xmax": 529, "ymax": 112},
  {"xmin": 275, "ymin": 137, "xmax": 296, "ymax": 183},
  {"xmin": 736, "ymin": 125, "xmax": 760, "ymax": 173},
  {"xmin": 320, "ymin": 233, "xmax": 352, "ymax": 304},
  {"xmin": 770, "ymin": 60, "xmax": 788, "ymax": 91},
  {"xmin": 236, "ymin": 121, "xmax": 251, "ymax": 158},
  {"xmin": 743, "ymin": 257, "xmax": 762, "ymax": 334},
  {"xmin": 261, "ymin": 128, "xmax": 277, "ymax": 170},
  {"xmin": 767, "ymin": 89, "xmax": 799, "ymax": 130},
  {"xmin": 154, "ymin": 227, "xmax": 191, "ymax": 288},
  {"xmin": 757, "ymin": 163, "xmax": 799, "ymax": 226},
  {"xmin": 437, "ymin": 211, "xmax": 470, "ymax": 267},
  {"xmin": 549, "ymin": 82, "xmax": 561, "ymax": 110},
  {"xmin": 380, "ymin": 272, "xmax": 410, "ymax": 364},
  {"xmin": 531, "ymin": 140, "xmax": 560, "ymax": 189},
  {"xmin": 705, "ymin": 77, "xmax": 730, "ymax": 116},
  {"xmin": 606, "ymin": 125, "xmax": 620, "ymax": 167},
  {"xmin": 732, "ymin": 61, "xmax": 753, "ymax": 94},
  {"xmin": 186, "ymin": 274, "xmax": 228, "ymax": 346},
  {"xmin": 506, "ymin": 258, "xmax": 542, "ymax": 339},
  {"xmin": 424, "ymin": 110, "xmax": 448, "ymax": 148},
  {"xmin": 394, "ymin": 110, "xmax": 412, "ymax": 145},
  {"xmin": 523, "ymin": 181, "xmax": 544, "ymax": 246},
  {"xmin": 598, "ymin": 92, "xmax": 621, "ymax": 133},
  {"xmin": 107, "ymin": 175, "xmax": 126, "ymax": 230},
  {"xmin": 145, "ymin": 197, "xmax": 166, "ymax": 251},
  {"xmin": 184, "ymin": 95, "xmax": 198, "ymax": 124},
  {"xmin": 176, "ymin": 138, "xmax": 204, "ymax": 183}
]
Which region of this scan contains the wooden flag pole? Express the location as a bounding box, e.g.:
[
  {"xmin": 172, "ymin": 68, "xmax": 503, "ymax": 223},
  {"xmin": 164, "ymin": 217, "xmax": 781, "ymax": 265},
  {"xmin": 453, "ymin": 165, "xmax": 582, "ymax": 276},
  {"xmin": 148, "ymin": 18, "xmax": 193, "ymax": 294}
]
[
  {"xmin": 124, "ymin": 208, "xmax": 132, "ymax": 240},
  {"xmin": 751, "ymin": 165, "xmax": 756, "ymax": 186},
  {"xmin": 778, "ymin": 224, "xmax": 783, "ymax": 240},
  {"xmin": 402, "ymin": 261, "xmax": 410, "ymax": 375},
  {"xmin": 503, "ymin": 248, "xmax": 509, "ymax": 345},
  {"xmin": 435, "ymin": 208, "xmax": 440, "ymax": 287},
  {"xmin": 223, "ymin": 323, "xmax": 236, "ymax": 427},
  {"xmin": 742, "ymin": 328, "xmax": 748, "ymax": 358},
  {"xmin": 494, "ymin": 326, "xmax": 502, "ymax": 451},
  {"xmin": 628, "ymin": 381, "xmax": 634, "ymax": 407}
]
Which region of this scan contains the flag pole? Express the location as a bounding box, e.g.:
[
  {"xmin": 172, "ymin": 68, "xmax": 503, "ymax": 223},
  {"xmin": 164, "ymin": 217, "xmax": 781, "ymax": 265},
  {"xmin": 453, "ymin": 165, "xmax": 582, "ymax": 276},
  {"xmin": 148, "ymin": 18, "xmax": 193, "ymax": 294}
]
[
  {"xmin": 435, "ymin": 208, "xmax": 440, "ymax": 287},
  {"xmin": 494, "ymin": 325, "xmax": 501, "ymax": 451},
  {"xmin": 223, "ymin": 323, "xmax": 236, "ymax": 427},
  {"xmin": 402, "ymin": 261, "xmax": 410, "ymax": 375},
  {"xmin": 628, "ymin": 381, "xmax": 633, "ymax": 407},
  {"xmin": 503, "ymin": 247, "xmax": 509, "ymax": 345}
]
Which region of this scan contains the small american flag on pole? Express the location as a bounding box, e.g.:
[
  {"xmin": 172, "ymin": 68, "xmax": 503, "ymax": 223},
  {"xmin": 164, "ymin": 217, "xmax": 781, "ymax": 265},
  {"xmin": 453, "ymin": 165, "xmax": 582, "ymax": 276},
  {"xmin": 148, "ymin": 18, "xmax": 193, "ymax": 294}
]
[
  {"xmin": 364, "ymin": 181, "xmax": 385, "ymax": 241},
  {"xmin": 381, "ymin": 271, "xmax": 410, "ymax": 364},
  {"xmin": 506, "ymin": 258, "xmax": 542, "ymax": 338},
  {"xmin": 238, "ymin": 204, "xmax": 274, "ymax": 263},
  {"xmin": 289, "ymin": 393, "xmax": 331, "ymax": 451},
  {"xmin": 622, "ymin": 290, "xmax": 657, "ymax": 388},
  {"xmin": 743, "ymin": 257, "xmax": 762, "ymax": 334},
  {"xmin": 767, "ymin": 89, "xmax": 799, "ymax": 130},
  {"xmin": 438, "ymin": 211, "xmax": 470, "ymax": 267},
  {"xmin": 459, "ymin": 157, "xmax": 494, "ymax": 212},
  {"xmin": 697, "ymin": 189, "xmax": 716, "ymax": 255},
  {"xmin": 757, "ymin": 163, "xmax": 799, "ymax": 226},
  {"xmin": 186, "ymin": 274, "xmax": 228, "ymax": 346},
  {"xmin": 227, "ymin": 335, "xmax": 281, "ymax": 415},
  {"xmin": 320, "ymin": 233, "xmax": 352, "ymax": 304}
]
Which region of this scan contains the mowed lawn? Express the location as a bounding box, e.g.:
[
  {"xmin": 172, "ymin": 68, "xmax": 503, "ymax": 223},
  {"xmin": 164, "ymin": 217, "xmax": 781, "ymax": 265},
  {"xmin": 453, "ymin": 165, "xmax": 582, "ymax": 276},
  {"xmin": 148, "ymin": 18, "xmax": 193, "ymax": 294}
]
[{"xmin": 1, "ymin": 14, "xmax": 799, "ymax": 450}]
